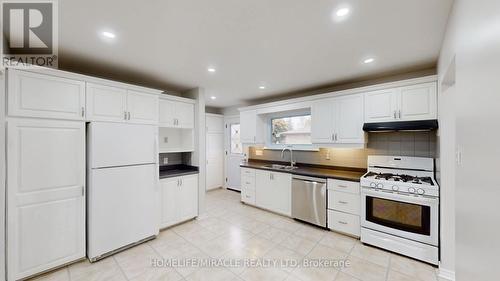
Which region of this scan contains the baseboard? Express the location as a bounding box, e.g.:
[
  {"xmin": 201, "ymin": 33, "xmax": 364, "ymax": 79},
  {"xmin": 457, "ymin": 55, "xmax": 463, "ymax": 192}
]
[{"xmin": 438, "ymin": 267, "xmax": 456, "ymax": 281}]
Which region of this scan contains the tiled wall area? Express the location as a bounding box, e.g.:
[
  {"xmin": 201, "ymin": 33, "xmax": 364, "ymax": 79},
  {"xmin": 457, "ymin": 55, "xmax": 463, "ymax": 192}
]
[
  {"xmin": 159, "ymin": 152, "xmax": 192, "ymax": 166},
  {"xmin": 248, "ymin": 132, "xmax": 437, "ymax": 169}
]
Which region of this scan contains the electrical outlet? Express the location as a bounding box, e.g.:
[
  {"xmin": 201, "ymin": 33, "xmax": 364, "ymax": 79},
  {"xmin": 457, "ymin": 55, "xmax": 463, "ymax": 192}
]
[
  {"xmin": 163, "ymin": 158, "xmax": 169, "ymax": 164},
  {"xmin": 325, "ymin": 150, "xmax": 331, "ymax": 160}
]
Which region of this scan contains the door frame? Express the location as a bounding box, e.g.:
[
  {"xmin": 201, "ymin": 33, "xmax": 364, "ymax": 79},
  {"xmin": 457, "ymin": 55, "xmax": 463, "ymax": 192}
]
[{"xmin": 224, "ymin": 115, "xmax": 242, "ymax": 191}]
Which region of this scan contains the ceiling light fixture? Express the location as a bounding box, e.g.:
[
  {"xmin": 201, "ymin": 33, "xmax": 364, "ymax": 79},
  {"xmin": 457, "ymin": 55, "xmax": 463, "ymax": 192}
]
[
  {"xmin": 336, "ymin": 8, "xmax": 350, "ymax": 17},
  {"xmin": 363, "ymin": 57, "xmax": 375, "ymax": 64},
  {"xmin": 210, "ymin": 96, "xmax": 217, "ymax": 100},
  {"xmin": 259, "ymin": 86, "xmax": 266, "ymax": 90},
  {"xmin": 101, "ymin": 31, "xmax": 116, "ymax": 39},
  {"xmin": 207, "ymin": 67, "xmax": 216, "ymax": 73}
]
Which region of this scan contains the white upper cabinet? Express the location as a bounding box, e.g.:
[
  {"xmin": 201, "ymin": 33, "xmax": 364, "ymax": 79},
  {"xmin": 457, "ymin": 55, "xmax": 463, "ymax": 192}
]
[
  {"xmin": 86, "ymin": 83, "xmax": 128, "ymax": 122},
  {"xmin": 311, "ymin": 94, "xmax": 364, "ymax": 144},
  {"xmin": 240, "ymin": 110, "xmax": 264, "ymax": 144},
  {"xmin": 8, "ymin": 69, "xmax": 85, "ymax": 120},
  {"xmin": 311, "ymin": 99, "xmax": 336, "ymax": 143},
  {"xmin": 159, "ymin": 98, "xmax": 194, "ymax": 129},
  {"xmin": 86, "ymin": 83, "xmax": 159, "ymax": 124},
  {"xmin": 206, "ymin": 114, "xmax": 224, "ymax": 134},
  {"xmin": 364, "ymin": 82, "xmax": 437, "ymax": 123},
  {"xmin": 336, "ymin": 94, "xmax": 365, "ymax": 143},
  {"xmin": 127, "ymin": 90, "xmax": 159, "ymax": 125},
  {"xmin": 364, "ymin": 89, "xmax": 399, "ymax": 123},
  {"xmin": 399, "ymin": 82, "xmax": 437, "ymax": 121}
]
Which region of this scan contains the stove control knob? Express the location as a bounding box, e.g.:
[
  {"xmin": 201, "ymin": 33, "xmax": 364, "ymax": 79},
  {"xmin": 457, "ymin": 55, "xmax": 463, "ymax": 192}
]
[
  {"xmin": 417, "ymin": 188, "xmax": 425, "ymax": 195},
  {"xmin": 408, "ymin": 187, "xmax": 416, "ymax": 193},
  {"xmin": 370, "ymin": 182, "xmax": 377, "ymax": 188},
  {"xmin": 376, "ymin": 183, "xmax": 384, "ymax": 189},
  {"xmin": 392, "ymin": 185, "xmax": 399, "ymax": 191}
]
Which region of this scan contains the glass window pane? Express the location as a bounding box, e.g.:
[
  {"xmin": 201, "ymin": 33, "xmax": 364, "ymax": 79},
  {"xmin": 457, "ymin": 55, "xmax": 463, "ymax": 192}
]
[
  {"xmin": 230, "ymin": 124, "xmax": 242, "ymax": 154},
  {"xmin": 271, "ymin": 115, "xmax": 311, "ymax": 145}
]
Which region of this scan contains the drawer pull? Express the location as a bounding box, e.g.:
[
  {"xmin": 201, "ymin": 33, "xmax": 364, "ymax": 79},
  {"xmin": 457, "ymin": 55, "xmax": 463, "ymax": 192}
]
[
  {"xmin": 338, "ymin": 221, "xmax": 348, "ymax": 225},
  {"xmin": 337, "ymin": 185, "xmax": 348, "ymax": 188},
  {"xmin": 246, "ymin": 195, "xmax": 251, "ymax": 198},
  {"xmin": 338, "ymin": 201, "xmax": 348, "ymax": 204},
  {"xmin": 246, "ymin": 182, "xmax": 251, "ymax": 184}
]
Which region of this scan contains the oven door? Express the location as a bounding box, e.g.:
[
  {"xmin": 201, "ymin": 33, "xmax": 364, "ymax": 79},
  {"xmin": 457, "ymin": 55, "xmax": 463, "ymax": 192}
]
[{"xmin": 361, "ymin": 188, "xmax": 438, "ymax": 246}]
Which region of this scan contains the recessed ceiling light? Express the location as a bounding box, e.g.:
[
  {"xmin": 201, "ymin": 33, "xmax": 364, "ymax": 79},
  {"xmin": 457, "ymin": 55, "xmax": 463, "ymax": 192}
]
[
  {"xmin": 210, "ymin": 96, "xmax": 216, "ymax": 100},
  {"xmin": 259, "ymin": 86, "xmax": 266, "ymax": 90},
  {"xmin": 207, "ymin": 67, "xmax": 216, "ymax": 73},
  {"xmin": 363, "ymin": 58, "xmax": 375, "ymax": 64},
  {"xmin": 101, "ymin": 31, "xmax": 116, "ymax": 39},
  {"xmin": 336, "ymin": 8, "xmax": 350, "ymax": 17}
]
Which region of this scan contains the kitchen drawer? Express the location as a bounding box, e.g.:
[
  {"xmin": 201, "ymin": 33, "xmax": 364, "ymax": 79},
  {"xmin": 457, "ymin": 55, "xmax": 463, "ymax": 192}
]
[
  {"xmin": 328, "ymin": 191, "xmax": 360, "ymax": 215},
  {"xmin": 328, "ymin": 179, "xmax": 360, "ymax": 194},
  {"xmin": 241, "ymin": 175, "xmax": 255, "ymax": 189},
  {"xmin": 241, "ymin": 167, "xmax": 256, "ymax": 178},
  {"xmin": 241, "ymin": 188, "xmax": 256, "ymax": 205},
  {"xmin": 328, "ymin": 210, "xmax": 360, "ymax": 237}
]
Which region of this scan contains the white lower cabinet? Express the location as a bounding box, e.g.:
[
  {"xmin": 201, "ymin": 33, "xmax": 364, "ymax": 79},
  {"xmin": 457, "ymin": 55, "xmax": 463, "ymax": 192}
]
[
  {"xmin": 160, "ymin": 174, "xmax": 198, "ymax": 228},
  {"xmin": 327, "ymin": 179, "xmax": 361, "ymax": 237},
  {"xmin": 255, "ymin": 170, "xmax": 291, "ymax": 216},
  {"xmin": 7, "ymin": 118, "xmax": 85, "ymax": 281}
]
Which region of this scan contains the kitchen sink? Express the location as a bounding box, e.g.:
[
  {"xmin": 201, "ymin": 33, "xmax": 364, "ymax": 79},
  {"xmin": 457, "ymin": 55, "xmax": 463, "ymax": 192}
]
[{"xmin": 261, "ymin": 164, "xmax": 298, "ymax": 171}]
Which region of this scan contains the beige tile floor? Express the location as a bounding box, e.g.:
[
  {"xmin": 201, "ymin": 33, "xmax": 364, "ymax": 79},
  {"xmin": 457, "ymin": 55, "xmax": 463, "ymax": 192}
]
[{"xmin": 30, "ymin": 189, "xmax": 443, "ymax": 281}]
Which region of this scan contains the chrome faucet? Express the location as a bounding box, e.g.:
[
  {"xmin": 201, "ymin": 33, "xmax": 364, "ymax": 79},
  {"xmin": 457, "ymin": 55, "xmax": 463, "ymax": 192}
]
[{"xmin": 281, "ymin": 147, "xmax": 296, "ymax": 167}]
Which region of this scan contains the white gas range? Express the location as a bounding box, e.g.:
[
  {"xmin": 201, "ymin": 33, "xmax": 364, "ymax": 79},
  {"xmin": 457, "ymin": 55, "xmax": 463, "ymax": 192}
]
[{"xmin": 360, "ymin": 156, "xmax": 439, "ymax": 265}]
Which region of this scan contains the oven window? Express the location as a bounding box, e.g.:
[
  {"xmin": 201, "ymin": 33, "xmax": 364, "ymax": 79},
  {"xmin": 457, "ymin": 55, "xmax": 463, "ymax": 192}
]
[{"xmin": 366, "ymin": 196, "xmax": 431, "ymax": 235}]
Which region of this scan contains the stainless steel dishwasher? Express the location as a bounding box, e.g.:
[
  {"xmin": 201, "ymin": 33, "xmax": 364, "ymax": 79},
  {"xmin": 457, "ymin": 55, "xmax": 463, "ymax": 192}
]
[{"xmin": 291, "ymin": 175, "xmax": 327, "ymax": 227}]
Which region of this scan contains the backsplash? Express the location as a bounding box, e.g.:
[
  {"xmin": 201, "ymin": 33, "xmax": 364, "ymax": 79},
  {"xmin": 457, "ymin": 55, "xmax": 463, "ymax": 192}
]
[
  {"xmin": 159, "ymin": 152, "xmax": 192, "ymax": 166},
  {"xmin": 248, "ymin": 132, "xmax": 437, "ymax": 169}
]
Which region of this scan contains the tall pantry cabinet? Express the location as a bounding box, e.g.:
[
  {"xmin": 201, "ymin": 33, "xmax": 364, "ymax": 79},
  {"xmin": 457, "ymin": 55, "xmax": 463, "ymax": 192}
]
[{"xmin": 5, "ymin": 69, "xmax": 86, "ymax": 280}]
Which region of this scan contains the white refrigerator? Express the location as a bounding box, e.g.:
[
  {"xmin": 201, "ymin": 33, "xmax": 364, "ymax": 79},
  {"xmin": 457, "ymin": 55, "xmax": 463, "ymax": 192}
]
[{"xmin": 87, "ymin": 122, "xmax": 159, "ymax": 261}]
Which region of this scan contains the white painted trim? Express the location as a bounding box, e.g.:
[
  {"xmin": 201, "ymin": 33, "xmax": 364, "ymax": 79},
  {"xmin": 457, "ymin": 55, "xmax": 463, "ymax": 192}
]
[
  {"xmin": 8, "ymin": 66, "xmax": 164, "ymax": 95},
  {"xmin": 205, "ymin": 113, "xmax": 224, "ymax": 118},
  {"xmin": 159, "ymin": 94, "xmax": 196, "ymax": 104},
  {"xmin": 438, "ymin": 267, "xmax": 456, "ymax": 281},
  {"xmin": 238, "ymin": 75, "xmax": 438, "ymax": 112}
]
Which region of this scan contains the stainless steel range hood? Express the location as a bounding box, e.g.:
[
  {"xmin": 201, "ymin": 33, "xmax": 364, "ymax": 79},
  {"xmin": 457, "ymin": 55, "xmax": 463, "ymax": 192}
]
[{"xmin": 362, "ymin": 120, "xmax": 438, "ymax": 132}]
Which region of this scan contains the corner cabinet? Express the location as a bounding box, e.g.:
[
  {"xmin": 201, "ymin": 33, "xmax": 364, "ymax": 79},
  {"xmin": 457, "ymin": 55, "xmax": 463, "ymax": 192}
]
[
  {"xmin": 240, "ymin": 110, "xmax": 264, "ymax": 144},
  {"xmin": 364, "ymin": 82, "xmax": 437, "ymax": 123},
  {"xmin": 311, "ymin": 94, "xmax": 365, "ymax": 145},
  {"xmin": 160, "ymin": 174, "xmax": 198, "ymax": 228},
  {"xmin": 159, "ymin": 98, "xmax": 194, "ymax": 129},
  {"xmin": 86, "ymin": 82, "xmax": 159, "ymax": 125}
]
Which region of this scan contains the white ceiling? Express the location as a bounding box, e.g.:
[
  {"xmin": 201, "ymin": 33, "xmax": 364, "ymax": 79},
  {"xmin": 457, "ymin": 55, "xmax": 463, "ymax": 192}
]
[{"xmin": 58, "ymin": 0, "xmax": 453, "ymax": 108}]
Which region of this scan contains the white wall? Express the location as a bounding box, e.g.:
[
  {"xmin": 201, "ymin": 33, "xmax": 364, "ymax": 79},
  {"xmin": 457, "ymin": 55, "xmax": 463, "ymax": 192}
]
[{"xmin": 438, "ymin": 1, "xmax": 500, "ymax": 279}]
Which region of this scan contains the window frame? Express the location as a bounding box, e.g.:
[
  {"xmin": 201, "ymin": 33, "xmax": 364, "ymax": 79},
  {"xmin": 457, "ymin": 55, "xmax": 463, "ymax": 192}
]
[{"xmin": 265, "ymin": 110, "xmax": 315, "ymax": 150}]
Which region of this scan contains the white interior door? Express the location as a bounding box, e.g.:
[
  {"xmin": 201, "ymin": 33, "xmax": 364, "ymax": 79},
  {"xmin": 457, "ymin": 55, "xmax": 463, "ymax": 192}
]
[
  {"xmin": 7, "ymin": 118, "xmax": 85, "ymax": 280},
  {"xmin": 224, "ymin": 116, "xmax": 244, "ymax": 191}
]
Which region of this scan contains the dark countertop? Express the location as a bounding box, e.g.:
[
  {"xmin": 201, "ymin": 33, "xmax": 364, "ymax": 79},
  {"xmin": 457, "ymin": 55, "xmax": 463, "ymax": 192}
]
[
  {"xmin": 159, "ymin": 164, "xmax": 199, "ymax": 179},
  {"xmin": 240, "ymin": 160, "xmax": 366, "ymax": 182}
]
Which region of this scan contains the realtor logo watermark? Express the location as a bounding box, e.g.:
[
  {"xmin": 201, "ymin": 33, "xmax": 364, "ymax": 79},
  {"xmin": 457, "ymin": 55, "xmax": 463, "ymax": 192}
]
[{"xmin": 1, "ymin": 0, "xmax": 58, "ymax": 68}]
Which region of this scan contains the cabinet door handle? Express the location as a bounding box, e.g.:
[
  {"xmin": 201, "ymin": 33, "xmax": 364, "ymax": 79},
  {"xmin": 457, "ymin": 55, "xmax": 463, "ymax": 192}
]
[
  {"xmin": 81, "ymin": 107, "xmax": 85, "ymax": 117},
  {"xmin": 124, "ymin": 111, "xmax": 128, "ymax": 120},
  {"xmin": 127, "ymin": 112, "xmax": 131, "ymax": 120},
  {"xmin": 398, "ymin": 110, "xmax": 402, "ymax": 119},
  {"xmin": 393, "ymin": 111, "xmax": 397, "ymax": 119},
  {"xmin": 338, "ymin": 201, "xmax": 348, "ymax": 204},
  {"xmin": 245, "ymin": 182, "xmax": 251, "ymax": 185},
  {"xmin": 338, "ymin": 221, "xmax": 348, "ymax": 225},
  {"xmin": 338, "ymin": 185, "xmax": 348, "ymax": 188}
]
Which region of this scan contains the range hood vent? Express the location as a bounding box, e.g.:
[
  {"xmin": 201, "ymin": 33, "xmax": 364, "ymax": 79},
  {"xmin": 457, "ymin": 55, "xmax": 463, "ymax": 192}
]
[{"xmin": 363, "ymin": 120, "xmax": 438, "ymax": 132}]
